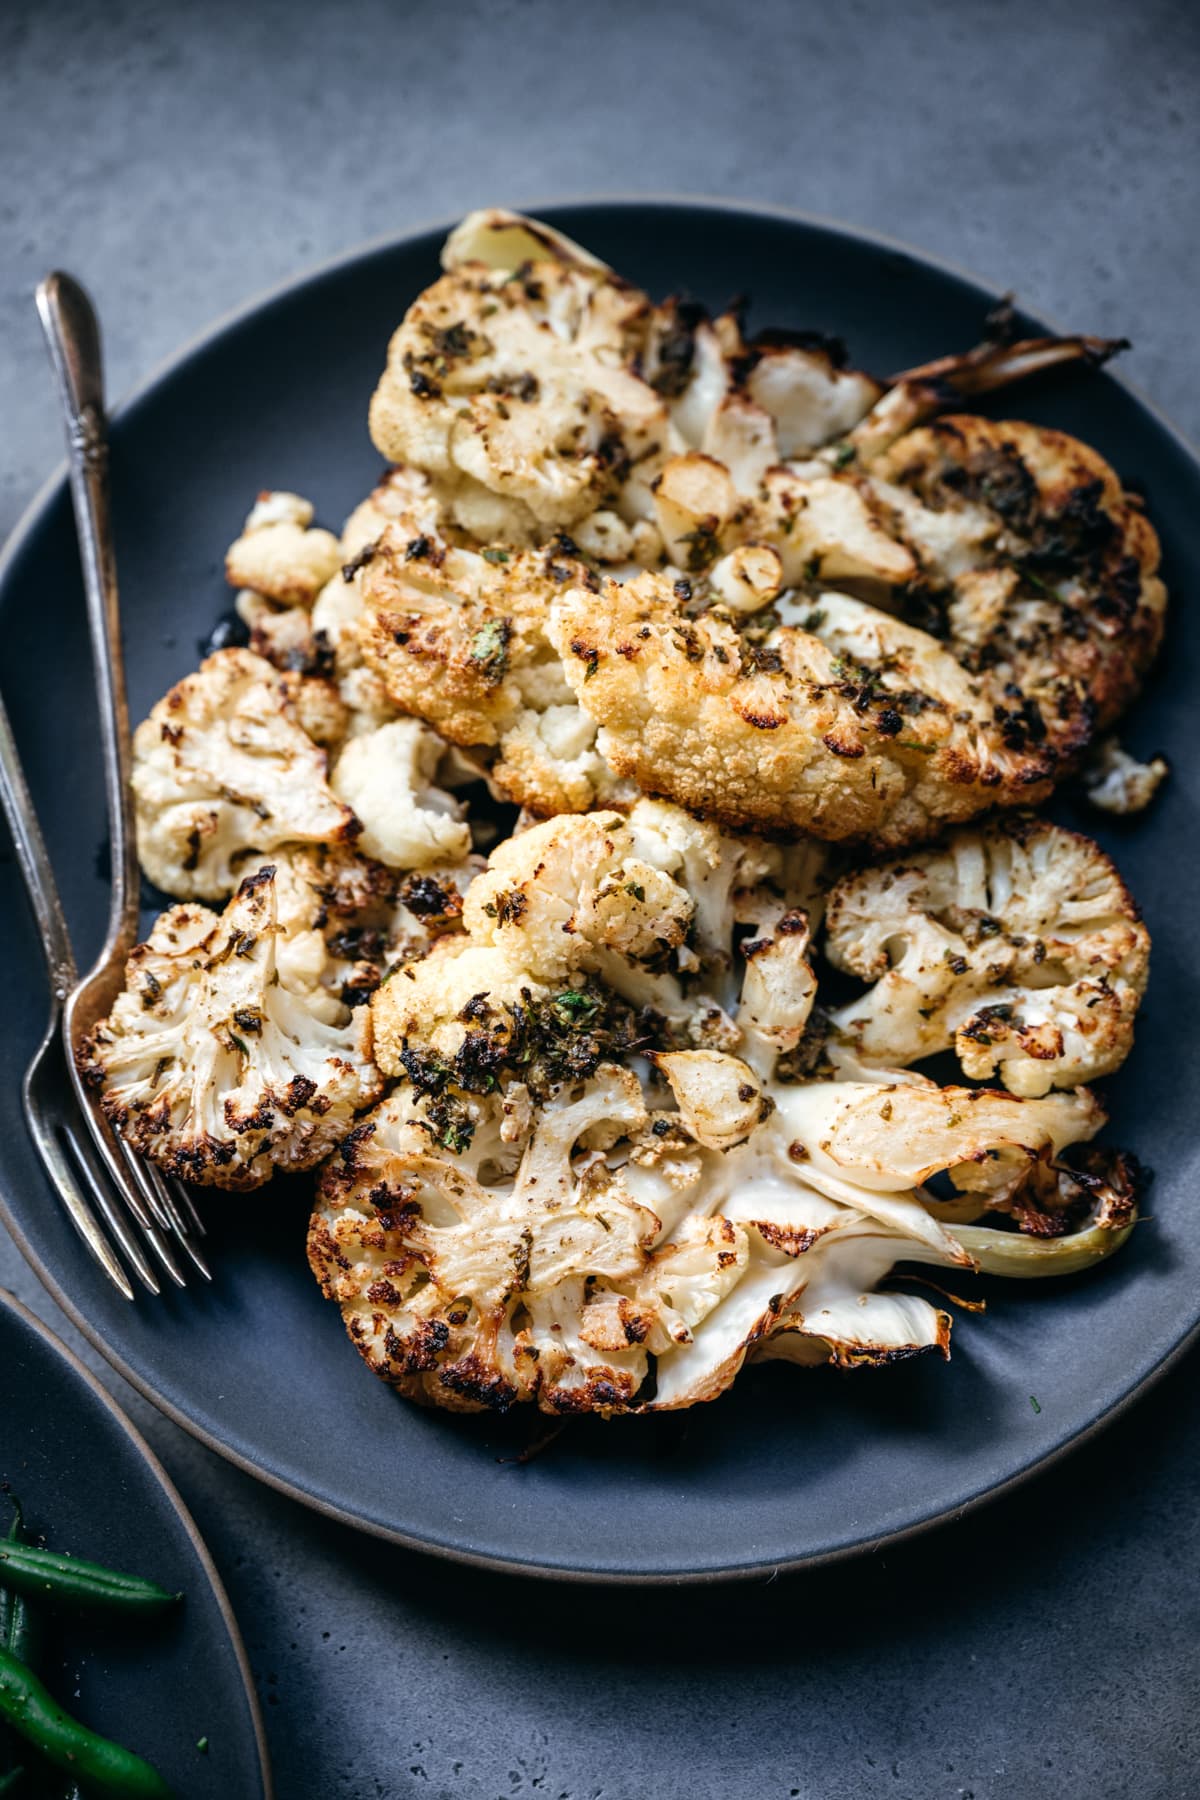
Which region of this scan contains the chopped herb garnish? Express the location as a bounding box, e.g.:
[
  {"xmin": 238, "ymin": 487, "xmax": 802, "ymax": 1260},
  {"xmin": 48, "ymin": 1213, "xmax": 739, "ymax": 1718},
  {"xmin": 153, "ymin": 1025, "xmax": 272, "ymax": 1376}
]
[{"xmin": 467, "ymin": 617, "xmax": 512, "ymax": 682}]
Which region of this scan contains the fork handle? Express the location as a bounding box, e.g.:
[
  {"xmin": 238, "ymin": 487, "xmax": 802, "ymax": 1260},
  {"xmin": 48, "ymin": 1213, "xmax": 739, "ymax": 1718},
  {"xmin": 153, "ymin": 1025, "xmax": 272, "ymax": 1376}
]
[
  {"xmin": 36, "ymin": 273, "xmax": 141, "ymax": 964},
  {"xmin": 0, "ymin": 689, "xmax": 76, "ymax": 997}
]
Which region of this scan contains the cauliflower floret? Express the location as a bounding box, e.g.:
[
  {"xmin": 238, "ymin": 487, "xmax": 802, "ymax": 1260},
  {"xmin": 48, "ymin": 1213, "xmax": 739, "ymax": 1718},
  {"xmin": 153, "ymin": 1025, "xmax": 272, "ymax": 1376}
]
[
  {"xmin": 234, "ymin": 841, "xmax": 478, "ymax": 1012},
  {"xmin": 233, "ymin": 588, "xmax": 323, "ymax": 673},
  {"xmin": 464, "ymin": 812, "xmax": 693, "ymax": 981},
  {"xmin": 1082, "ymin": 735, "xmax": 1169, "ymax": 816},
  {"xmin": 371, "ymin": 799, "xmax": 825, "ymax": 1082},
  {"xmin": 355, "ymin": 519, "xmax": 629, "ymax": 813},
  {"xmin": 548, "ymin": 573, "xmax": 1056, "ymax": 847},
  {"xmin": 79, "ymin": 864, "xmax": 383, "ymax": 1190},
  {"xmin": 369, "ymin": 213, "xmax": 894, "ymax": 548},
  {"xmin": 860, "ymin": 416, "xmax": 1166, "ymax": 759},
  {"xmin": 225, "ymin": 491, "xmax": 342, "ymax": 606},
  {"xmin": 825, "ymin": 816, "xmax": 1150, "ymax": 1096},
  {"xmin": 309, "ymin": 1066, "xmax": 658, "ymax": 1412},
  {"xmin": 329, "ymin": 719, "xmax": 470, "ymax": 869},
  {"xmin": 340, "ymin": 463, "xmax": 444, "ymax": 562},
  {"xmin": 131, "ymin": 648, "xmax": 359, "ymax": 900},
  {"xmin": 368, "ymin": 253, "xmax": 666, "ymax": 539}
]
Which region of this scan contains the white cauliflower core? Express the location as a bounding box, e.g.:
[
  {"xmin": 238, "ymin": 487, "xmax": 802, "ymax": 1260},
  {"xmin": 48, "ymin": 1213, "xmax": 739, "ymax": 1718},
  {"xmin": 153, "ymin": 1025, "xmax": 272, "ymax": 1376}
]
[
  {"xmin": 80, "ymin": 861, "xmax": 383, "ymax": 1189},
  {"xmin": 131, "ymin": 648, "xmax": 358, "ymax": 901},
  {"xmin": 309, "ymin": 801, "xmax": 1138, "ymax": 1413},
  {"xmin": 825, "ymin": 817, "xmax": 1149, "ymax": 1097}
]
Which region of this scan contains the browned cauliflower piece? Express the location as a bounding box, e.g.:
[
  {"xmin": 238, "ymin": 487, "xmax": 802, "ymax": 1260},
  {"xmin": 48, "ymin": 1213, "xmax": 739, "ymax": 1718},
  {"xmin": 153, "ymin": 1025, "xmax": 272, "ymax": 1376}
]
[
  {"xmin": 368, "ymin": 252, "xmax": 664, "ymax": 541},
  {"xmin": 859, "ymin": 415, "xmax": 1166, "ymax": 762},
  {"xmin": 311, "ymin": 796, "xmax": 1138, "ymax": 1414},
  {"xmin": 79, "ymin": 862, "xmax": 383, "ymax": 1190},
  {"xmin": 309, "ymin": 1037, "xmax": 1130, "ymax": 1412},
  {"xmin": 131, "ymin": 648, "xmax": 359, "ymax": 900},
  {"xmin": 356, "ymin": 518, "xmax": 624, "ymax": 814},
  {"xmin": 825, "ymin": 816, "xmax": 1150, "ymax": 1096},
  {"xmin": 547, "ymin": 572, "xmax": 1056, "ymax": 847}
]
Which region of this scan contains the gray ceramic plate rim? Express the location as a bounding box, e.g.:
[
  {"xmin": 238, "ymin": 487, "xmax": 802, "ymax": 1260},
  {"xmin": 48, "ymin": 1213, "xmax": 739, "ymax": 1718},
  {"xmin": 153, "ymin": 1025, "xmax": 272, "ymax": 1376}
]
[
  {"xmin": 0, "ymin": 1287, "xmax": 275, "ymax": 1787},
  {"xmin": 2, "ymin": 194, "xmax": 1199, "ymax": 1585}
]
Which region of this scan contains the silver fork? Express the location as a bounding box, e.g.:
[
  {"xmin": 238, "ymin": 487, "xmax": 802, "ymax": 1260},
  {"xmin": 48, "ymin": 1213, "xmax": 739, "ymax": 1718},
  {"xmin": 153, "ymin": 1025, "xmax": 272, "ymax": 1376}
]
[
  {"xmin": 33, "ymin": 270, "xmax": 210, "ymax": 1289},
  {"xmin": 0, "ymin": 690, "xmax": 151, "ymax": 1299}
]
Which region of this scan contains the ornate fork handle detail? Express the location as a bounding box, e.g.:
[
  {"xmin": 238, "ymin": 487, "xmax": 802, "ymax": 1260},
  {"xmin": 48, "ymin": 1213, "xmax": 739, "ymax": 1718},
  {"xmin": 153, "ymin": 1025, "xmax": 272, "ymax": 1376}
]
[{"xmin": 68, "ymin": 402, "xmax": 109, "ymax": 474}]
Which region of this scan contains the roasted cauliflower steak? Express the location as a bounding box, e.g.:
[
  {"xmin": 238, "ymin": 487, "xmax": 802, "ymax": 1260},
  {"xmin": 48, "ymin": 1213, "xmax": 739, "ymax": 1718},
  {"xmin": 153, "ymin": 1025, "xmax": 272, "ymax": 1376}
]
[
  {"xmin": 131, "ymin": 648, "xmax": 358, "ymax": 900},
  {"xmin": 79, "ymin": 860, "xmax": 384, "ymax": 1189},
  {"xmin": 356, "ymin": 213, "xmax": 1161, "ymax": 844},
  {"xmin": 309, "ymin": 800, "xmax": 1140, "ymax": 1414}
]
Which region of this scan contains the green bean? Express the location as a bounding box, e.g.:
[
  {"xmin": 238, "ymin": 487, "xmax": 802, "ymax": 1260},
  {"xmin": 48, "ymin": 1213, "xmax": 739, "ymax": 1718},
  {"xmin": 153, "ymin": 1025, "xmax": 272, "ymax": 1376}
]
[
  {"xmin": 0, "ymin": 1649, "xmax": 171, "ymax": 1798},
  {"xmin": 0, "ymin": 1548, "xmax": 179, "ymax": 1619},
  {"xmin": 0, "ymin": 1501, "xmax": 37, "ymax": 1792},
  {"xmin": 0, "ymin": 1502, "xmax": 25, "ymax": 1650},
  {"xmin": 0, "ymin": 1508, "xmax": 39, "ymax": 1672}
]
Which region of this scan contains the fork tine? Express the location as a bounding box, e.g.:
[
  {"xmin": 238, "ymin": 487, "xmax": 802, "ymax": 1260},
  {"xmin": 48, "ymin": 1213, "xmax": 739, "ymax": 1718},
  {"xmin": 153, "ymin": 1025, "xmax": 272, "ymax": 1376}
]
[
  {"xmin": 59, "ymin": 1113, "xmax": 160, "ymax": 1295},
  {"xmin": 76, "ymin": 1102, "xmax": 159, "ymax": 1236},
  {"xmin": 121, "ymin": 1143, "xmax": 175, "ymax": 1232},
  {"xmin": 144, "ymin": 1162, "xmax": 191, "ymax": 1236},
  {"xmin": 171, "ymin": 1178, "xmax": 207, "ymax": 1238},
  {"xmin": 81, "ymin": 1076, "xmax": 204, "ymax": 1282},
  {"xmin": 109, "ymin": 1140, "xmax": 190, "ymax": 1288},
  {"xmin": 21, "ymin": 1092, "xmax": 134, "ymax": 1300},
  {"xmin": 142, "ymin": 1163, "xmax": 212, "ymax": 1281}
]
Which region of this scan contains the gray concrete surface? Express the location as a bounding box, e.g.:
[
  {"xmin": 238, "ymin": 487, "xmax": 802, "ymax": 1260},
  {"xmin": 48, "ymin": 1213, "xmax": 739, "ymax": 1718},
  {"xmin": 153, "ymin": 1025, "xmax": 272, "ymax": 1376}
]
[{"xmin": 2, "ymin": 2, "xmax": 1198, "ymax": 1795}]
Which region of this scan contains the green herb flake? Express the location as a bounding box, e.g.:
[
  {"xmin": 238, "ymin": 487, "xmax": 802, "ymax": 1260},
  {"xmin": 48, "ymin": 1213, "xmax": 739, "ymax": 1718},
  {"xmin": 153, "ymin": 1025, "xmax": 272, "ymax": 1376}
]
[
  {"xmin": 554, "ymin": 990, "xmax": 599, "ymax": 1020},
  {"xmin": 197, "ymin": 1738, "xmax": 210, "ymax": 1755},
  {"xmin": 832, "ymin": 442, "xmax": 857, "ymax": 470},
  {"xmin": 678, "ymin": 524, "xmax": 720, "ymax": 572},
  {"xmin": 898, "ymin": 739, "xmax": 936, "ymax": 754},
  {"xmin": 481, "ymin": 547, "xmax": 510, "ymax": 565},
  {"xmin": 467, "ymin": 617, "xmax": 512, "ymax": 683},
  {"xmin": 1029, "ymin": 1395, "xmax": 1042, "ymax": 1415}
]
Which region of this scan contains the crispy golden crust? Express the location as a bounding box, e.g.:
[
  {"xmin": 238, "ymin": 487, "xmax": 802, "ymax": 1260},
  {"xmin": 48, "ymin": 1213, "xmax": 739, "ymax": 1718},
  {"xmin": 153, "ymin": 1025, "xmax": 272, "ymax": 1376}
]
[
  {"xmin": 548, "ymin": 573, "xmax": 1055, "ymax": 848},
  {"xmin": 869, "ymin": 415, "xmax": 1166, "ymax": 754},
  {"xmin": 356, "ymin": 521, "xmax": 622, "ymax": 814},
  {"xmin": 358, "ymin": 522, "xmax": 592, "ymax": 743}
]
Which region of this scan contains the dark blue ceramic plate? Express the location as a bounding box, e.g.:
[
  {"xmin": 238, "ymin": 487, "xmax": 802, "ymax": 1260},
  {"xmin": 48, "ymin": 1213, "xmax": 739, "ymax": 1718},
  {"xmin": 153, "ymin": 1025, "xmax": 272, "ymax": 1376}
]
[
  {"xmin": 1, "ymin": 201, "xmax": 1197, "ymax": 1582},
  {"xmin": 0, "ymin": 1289, "xmax": 271, "ymax": 1792}
]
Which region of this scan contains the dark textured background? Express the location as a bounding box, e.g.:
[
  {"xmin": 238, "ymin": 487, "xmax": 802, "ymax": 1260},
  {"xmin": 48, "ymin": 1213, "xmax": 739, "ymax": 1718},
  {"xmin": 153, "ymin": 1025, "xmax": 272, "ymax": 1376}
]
[{"xmin": 2, "ymin": 3, "xmax": 1198, "ymax": 1796}]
